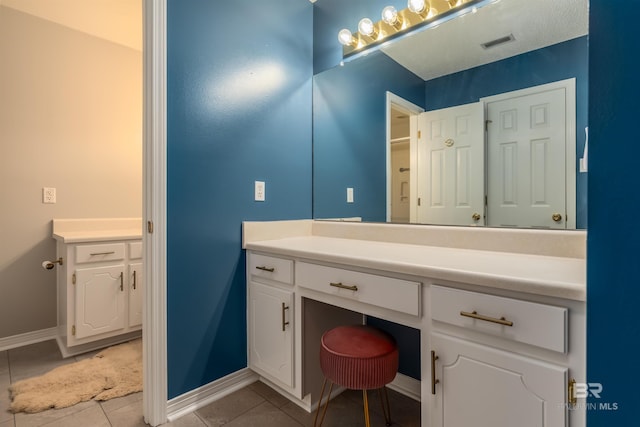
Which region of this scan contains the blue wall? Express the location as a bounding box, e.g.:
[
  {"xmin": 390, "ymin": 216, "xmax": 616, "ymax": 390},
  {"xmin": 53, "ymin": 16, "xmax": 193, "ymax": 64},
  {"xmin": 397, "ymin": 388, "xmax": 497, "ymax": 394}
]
[
  {"xmin": 167, "ymin": 0, "xmax": 313, "ymax": 398},
  {"xmin": 424, "ymin": 37, "xmax": 588, "ymax": 228},
  {"xmin": 587, "ymin": 0, "xmax": 640, "ymax": 423}
]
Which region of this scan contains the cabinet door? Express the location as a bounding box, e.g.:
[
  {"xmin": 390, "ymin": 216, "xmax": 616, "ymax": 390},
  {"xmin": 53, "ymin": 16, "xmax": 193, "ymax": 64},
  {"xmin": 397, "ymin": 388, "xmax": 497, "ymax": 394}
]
[
  {"xmin": 75, "ymin": 265, "xmax": 126, "ymax": 339},
  {"xmin": 431, "ymin": 332, "xmax": 567, "ymax": 427},
  {"xmin": 129, "ymin": 262, "xmax": 143, "ymax": 328},
  {"xmin": 248, "ymin": 281, "xmax": 293, "ymax": 388}
]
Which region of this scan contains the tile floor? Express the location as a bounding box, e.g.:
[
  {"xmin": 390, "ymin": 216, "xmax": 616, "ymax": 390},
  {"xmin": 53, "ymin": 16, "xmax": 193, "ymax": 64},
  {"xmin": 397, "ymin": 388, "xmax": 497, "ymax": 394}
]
[{"xmin": 1, "ymin": 340, "xmax": 420, "ymax": 426}]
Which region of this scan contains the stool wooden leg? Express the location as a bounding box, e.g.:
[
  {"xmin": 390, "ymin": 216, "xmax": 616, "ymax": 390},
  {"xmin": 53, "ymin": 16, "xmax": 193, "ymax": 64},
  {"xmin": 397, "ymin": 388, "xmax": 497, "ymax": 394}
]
[
  {"xmin": 362, "ymin": 390, "xmax": 371, "ymax": 427},
  {"xmin": 313, "ymin": 378, "xmax": 333, "ymax": 427},
  {"xmin": 378, "ymin": 387, "xmax": 392, "ymax": 426}
]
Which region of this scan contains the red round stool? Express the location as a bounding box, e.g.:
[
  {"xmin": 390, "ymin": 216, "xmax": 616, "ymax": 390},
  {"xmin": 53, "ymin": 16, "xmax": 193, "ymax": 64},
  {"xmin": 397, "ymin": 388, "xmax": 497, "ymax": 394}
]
[{"xmin": 313, "ymin": 325, "xmax": 399, "ymax": 427}]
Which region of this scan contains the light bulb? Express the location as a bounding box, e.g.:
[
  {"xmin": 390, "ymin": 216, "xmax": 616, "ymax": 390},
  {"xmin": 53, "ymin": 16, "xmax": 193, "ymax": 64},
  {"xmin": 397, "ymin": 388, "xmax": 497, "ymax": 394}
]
[
  {"xmin": 358, "ymin": 18, "xmax": 377, "ymax": 38},
  {"xmin": 407, "ymin": 0, "xmax": 428, "ymax": 14},
  {"xmin": 338, "ymin": 29, "xmax": 356, "ymax": 46},
  {"xmin": 381, "ymin": 6, "xmax": 402, "ymax": 27}
]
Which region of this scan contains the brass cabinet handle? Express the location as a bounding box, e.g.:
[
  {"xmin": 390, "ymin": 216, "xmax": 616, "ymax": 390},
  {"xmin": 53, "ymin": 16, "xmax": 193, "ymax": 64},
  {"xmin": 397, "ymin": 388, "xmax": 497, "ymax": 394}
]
[
  {"xmin": 329, "ymin": 282, "xmax": 358, "ymax": 291},
  {"xmin": 90, "ymin": 251, "xmax": 115, "ymax": 256},
  {"xmin": 281, "ymin": 302, "xmax": 290, "ymax": 332},
  {"xmin": 119, "ymin": 272, "xmax": 124, "ymax": 292},
  {"xmin": 568, "ymin": 378, "xmax": 577, "ymax": 405},
  {"xmin": 552, "ymin": 213, "xmax": 563, "ymax": 222},
  {"xmin": 132, "ymin": 270, "xmax": 137, "ymax": 290},
  {"xmin": 460, "ymin": 310, "xmax": 514, "ymax": 327},
  {"xmin": 431, "ymin": 350, "xmax": 440, "ymax": 395},
  {"xmin": 255, "ymin": 266, "xmax": 275, "ymax": 272},
  {"xmin": 472, "ymin": 212, "xmax": 481, "ymax": 221}
]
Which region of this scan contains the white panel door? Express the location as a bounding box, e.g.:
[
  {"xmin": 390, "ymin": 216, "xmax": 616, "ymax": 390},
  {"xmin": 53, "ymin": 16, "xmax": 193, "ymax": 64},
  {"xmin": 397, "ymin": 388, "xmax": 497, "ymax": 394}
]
[
  {"xmin": 129, "ymin": 262, "xmax": 143, "ymax": 328},
  {"xmin": 418, "ymin": 102, "xmax": 484, "ymax": 225},
  {"xmin": 75, "ymin": 265, "xmax": 126, "ymax": 339},
  {"xmin": 431, "ymin": 332, "xmax": 567, "ymax": 427},
  {"xmin": 486, "ymin": 87, "xmax": 567, "ymax": 228}
]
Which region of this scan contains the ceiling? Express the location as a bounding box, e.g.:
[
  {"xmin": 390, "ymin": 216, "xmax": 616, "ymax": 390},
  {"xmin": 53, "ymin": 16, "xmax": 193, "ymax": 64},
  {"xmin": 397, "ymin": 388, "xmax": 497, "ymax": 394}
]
[
  {"xmin": 381, "ymin": 0, "xmax": 589, "ymax": 81},
  {"xmin": 0, "ymin": 0, "xmax": 142, "ymax": 51}
]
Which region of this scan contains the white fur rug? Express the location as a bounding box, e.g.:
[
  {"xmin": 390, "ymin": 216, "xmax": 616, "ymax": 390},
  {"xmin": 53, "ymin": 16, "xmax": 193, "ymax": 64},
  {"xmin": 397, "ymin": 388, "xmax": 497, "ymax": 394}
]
[{"xmin": 9, "ymin": 339, "xmax": 142, "ymax": 413}]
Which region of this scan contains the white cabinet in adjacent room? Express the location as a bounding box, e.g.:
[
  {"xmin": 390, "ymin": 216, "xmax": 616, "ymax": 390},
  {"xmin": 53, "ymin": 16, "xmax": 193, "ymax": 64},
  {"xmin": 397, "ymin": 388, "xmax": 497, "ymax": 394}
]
[{"xmin": 54, "ymin": 232, "xmax": 143, "ymax": 357}]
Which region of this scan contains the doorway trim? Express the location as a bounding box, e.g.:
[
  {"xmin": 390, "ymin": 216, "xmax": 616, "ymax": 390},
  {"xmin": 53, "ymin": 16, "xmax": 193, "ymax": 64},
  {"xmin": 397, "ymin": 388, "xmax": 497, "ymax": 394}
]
[
  {"xmin": 386, "ymin": 92, "xmax": 424, "ymax": 223},
  {"xmin": 143, "ymin": 0, "xmax": 168, "ymax": 425}
]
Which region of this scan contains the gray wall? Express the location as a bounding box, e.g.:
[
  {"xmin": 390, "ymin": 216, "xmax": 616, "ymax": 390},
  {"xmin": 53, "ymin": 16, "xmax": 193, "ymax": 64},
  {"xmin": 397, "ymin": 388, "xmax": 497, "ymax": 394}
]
[{"xmin": 0, "ymin": 6, "xmax": 142, "ymax": 339}]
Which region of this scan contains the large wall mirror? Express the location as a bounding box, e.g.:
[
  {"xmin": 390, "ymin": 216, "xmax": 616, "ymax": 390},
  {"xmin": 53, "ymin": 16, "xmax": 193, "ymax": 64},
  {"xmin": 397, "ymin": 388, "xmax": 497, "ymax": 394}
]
[{"xmin": 313, "ymin": 0, "xmax": 588, "ymax": 229}]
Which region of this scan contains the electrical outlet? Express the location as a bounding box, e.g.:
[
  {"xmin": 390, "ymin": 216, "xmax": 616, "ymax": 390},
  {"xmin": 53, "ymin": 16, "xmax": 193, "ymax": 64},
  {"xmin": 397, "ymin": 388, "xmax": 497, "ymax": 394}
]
[
  {"xmin": 43, "ymin": 187, "xmax": 56, "ymax": 204},
  {"xmin": 255, "ymin": 181, "xmax": 265, "ymax": 201}
]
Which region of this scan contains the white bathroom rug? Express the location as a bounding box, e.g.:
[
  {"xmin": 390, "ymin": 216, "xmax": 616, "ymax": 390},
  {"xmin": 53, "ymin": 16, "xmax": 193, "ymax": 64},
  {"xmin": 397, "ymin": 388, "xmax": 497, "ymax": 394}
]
[{"xmin": 8, "ymin": 339, "xmax": 142, "ymax": 413}]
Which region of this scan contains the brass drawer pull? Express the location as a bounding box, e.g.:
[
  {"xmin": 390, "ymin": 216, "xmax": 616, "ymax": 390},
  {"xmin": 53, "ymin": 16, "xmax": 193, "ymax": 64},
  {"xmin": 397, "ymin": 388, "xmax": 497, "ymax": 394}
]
[
  {"xmin": 255, "ymin": 266, "xmax": 275, "ymax": 272},
  {"xmin": 431, "ymin": 350, "xmax": 439, "ymax": 395},
  {"xmin": 330, "ymin": 282, "xmax": 358, "ymax": 291},
  {"xmin": 281, "ymin": 303, "xmax": 290, "ymax": 331},
  {"xmin": 460, "ymin": 310, "xmax": 514, "ymax": 327},
  {"xmin": 90, "ymin": 251, "xmax": 116, "ymax": 256},
  {"xmin": 119, "ymin": 272, "xmax": 124, "ymax": 292}
]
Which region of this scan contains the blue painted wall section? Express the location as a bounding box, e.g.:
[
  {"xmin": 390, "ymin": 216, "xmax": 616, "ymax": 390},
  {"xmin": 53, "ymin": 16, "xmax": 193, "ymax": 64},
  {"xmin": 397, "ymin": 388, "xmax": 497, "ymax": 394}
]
[
  {"xmin": 424, "ymin": 37, "xmax": 588, "ymax": 229},
  {"xmin": 167, "ymin": 0, "xmax": 313, "ymax": 399},
  {"xmin": 587, "ymin": 0, "xmax": 640, "ymax": 423}
]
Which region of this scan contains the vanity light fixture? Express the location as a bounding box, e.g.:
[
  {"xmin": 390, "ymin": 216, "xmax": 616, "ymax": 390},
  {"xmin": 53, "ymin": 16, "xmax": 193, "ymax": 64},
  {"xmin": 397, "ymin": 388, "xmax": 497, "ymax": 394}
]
[{"xmin": 339, "ymin": 0, "xmax": 482, "ymax": 57}]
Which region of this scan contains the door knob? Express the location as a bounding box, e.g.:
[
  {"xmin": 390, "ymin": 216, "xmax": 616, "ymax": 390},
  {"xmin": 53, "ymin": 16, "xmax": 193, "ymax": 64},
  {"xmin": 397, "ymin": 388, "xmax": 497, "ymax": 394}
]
[
  {"xmin": 552, "ymin": 213, "xmax": 563, "ymax": 222},
  {"xmin": 472, "ymin": 212, "xmax": 481, "ymax": 221}
]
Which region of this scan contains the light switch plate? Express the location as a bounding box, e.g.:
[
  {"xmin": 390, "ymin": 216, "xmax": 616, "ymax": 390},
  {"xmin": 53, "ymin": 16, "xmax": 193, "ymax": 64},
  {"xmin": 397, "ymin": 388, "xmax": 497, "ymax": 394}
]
[
  {"xmin": 255, "ymin": 181, "xmax": 265, "ymax": 201},
  {"xmin": 347, "ymin": 187, "xmax": 354, "ymax": 203},
  {"xmin": 43, "ymin": 187, "xmax": 56, "ymax": 204}
]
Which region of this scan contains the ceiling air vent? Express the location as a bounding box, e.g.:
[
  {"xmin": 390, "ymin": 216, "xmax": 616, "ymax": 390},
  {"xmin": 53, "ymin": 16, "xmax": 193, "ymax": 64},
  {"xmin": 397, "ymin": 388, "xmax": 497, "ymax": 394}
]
[{"xmin": 481, "ymin": 34, "xmax": 515, "ymax": 49}]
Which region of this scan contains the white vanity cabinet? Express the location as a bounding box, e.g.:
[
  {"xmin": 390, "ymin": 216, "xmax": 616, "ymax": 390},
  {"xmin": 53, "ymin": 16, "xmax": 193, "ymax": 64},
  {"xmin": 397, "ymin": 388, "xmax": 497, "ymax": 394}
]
[
  {"xmin": 429, "ymin": 286, "xmax": 578, "ymax": 427},
  {"xmin": 243, "ymin": 220, "xmax": 586, "ymax": 426},
  {"xmin": 55, "ymin": 238, "xmax": 143, "ymax": 356},
  {"xmin": 247, "ymin": 253, "xmax": 295, "ymax": 390}
]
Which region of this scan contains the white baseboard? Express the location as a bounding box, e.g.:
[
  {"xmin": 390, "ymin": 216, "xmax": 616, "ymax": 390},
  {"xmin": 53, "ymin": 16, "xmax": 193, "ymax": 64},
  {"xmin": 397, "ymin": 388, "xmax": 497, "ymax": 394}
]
[
  {"xmin": 0, "ymin": 327, "xmax": 57, "ymax": 352},
  {"xmin": 166, "ymin": 368, "xmax": 259, "ymax": 422},
  {"xmin": 387, "ymin": 372, "xmax": 421, "ymax": 402}
]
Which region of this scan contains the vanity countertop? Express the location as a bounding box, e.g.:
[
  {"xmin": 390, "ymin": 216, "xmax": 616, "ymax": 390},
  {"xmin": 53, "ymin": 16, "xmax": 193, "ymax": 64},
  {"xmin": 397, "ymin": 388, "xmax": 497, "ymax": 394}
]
[
  {"xmin": 245, "ymin": 235, "xmax": 586, "ymax": 302},
  {"xmin": 52, "ymin": 218, "xmax": 142, "ymax": 243}
]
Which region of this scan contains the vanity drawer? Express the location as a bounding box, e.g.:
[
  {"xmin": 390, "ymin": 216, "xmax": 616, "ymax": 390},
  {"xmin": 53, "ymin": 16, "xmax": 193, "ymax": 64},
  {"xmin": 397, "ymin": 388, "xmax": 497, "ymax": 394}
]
[
  {"xmin": 296, "ymin": 262, "xmax": 421, "ymax": 316},
  {"xmin": 431, "ymin": 285, "xmax": 567, "ymax": 353},
  {"xmin": 248, "ymin": 253, "xmax": 293, "ymax": 285},
  {"xmin": 75, "ymin": 243, "xmax": 125, "ymax": 264},
  {"xmin": 128, "ymin": 241, "xmax": 143, "ymax": 259}
]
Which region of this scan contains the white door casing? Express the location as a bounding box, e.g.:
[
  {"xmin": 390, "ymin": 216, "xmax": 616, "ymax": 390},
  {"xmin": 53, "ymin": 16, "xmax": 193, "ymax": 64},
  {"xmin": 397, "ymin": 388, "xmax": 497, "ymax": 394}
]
[
  {"xmin": 386, "ymin": 92, "xmax": 424, "ymax": 223},
  {"xmin": 483, "ymin": 79, "xmax": 576, "ymax": 228},
  {"xmin": 417, "ymin": 102, "xmax": 484, "ymax": 226}
]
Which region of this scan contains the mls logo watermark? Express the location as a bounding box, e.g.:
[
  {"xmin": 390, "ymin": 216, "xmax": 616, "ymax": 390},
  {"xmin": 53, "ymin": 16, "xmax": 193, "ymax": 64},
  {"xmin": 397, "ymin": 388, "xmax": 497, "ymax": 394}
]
[
  {"xmin": 574, "ymin": 382, "xmax": 602, "ymax": 399},
  {"xmin": 564, "ymin": 382, "xmax": 619, "ymax": 411}
]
